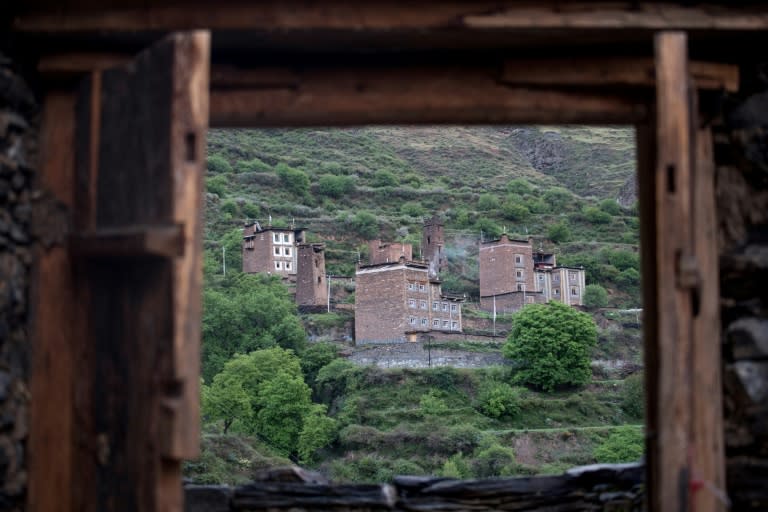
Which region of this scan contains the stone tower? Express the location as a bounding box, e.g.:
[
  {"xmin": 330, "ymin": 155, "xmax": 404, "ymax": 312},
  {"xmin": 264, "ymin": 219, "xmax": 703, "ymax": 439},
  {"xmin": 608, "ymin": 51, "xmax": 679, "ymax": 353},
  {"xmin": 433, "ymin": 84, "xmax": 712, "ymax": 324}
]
[
  {"xmin": 296, "ymin": 243, "xmax": 328, "ymax": 307},
  {"xmin": 422, "ymin": 215, "xmax": 447, "ymax": 277}
]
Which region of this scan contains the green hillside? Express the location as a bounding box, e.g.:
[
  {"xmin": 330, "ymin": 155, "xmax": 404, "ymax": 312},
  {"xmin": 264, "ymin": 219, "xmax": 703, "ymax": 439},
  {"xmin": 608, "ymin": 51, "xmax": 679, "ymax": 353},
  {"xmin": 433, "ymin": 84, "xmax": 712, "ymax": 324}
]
[{"xmin": 204, "ymin": 126, "xmax": 639, "ymax": 307}]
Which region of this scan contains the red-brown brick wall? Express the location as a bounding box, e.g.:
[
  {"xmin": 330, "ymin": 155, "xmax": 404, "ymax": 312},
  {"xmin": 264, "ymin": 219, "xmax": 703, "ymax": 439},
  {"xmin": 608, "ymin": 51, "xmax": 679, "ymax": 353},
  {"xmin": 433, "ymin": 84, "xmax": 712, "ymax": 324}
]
[
  {"xmin": 479, "ymin": 235, "xmax": 535, "ymax": 298},
  {"xmin": 296, "ymin": 244, "xmax": 328, "ymax": 306}
]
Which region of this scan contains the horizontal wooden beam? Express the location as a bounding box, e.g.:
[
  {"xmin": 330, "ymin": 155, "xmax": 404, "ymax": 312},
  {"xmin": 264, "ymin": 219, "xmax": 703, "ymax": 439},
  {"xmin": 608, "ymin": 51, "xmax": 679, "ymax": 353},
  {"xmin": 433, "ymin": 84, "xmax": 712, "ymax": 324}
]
[
  {"xmin": 39, "ymin": 54, "xmax": 738, "ymax": 94},
  {"xmin": 70, "ymin": 225, "xmax": 185, "ymax": 259},
  {"xmin": 14, "ymin": 1, "xmax": 768, "ymax": 33},
  {"xmin": 502, "ymin": 58, "xmax": 739, "ymax": 92},
  {"xmin": 208, "ymin": 67, "xmax": 650, "ymax": 127}
]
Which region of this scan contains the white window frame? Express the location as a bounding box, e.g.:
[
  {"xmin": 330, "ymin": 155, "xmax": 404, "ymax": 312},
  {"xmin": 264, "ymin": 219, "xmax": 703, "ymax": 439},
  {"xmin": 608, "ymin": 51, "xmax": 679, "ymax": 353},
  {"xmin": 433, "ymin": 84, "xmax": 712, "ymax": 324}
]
[
  {"xmin": 432, "ymin": 301, "xmax": 439, "ymax": 310},
  {"xmin": 273, "ymin": 233, "xmax": 280, "ymax": 243},
  {"xmin": 421, "ymin": 318, "xmax": 428, "ymax": 326},
  {"xmin": 451, "ymin": 304, "xmax": 457, "ymax": 312},
  {"xmin": 408, "ymin": 299, "xmax": 416, "ymax": 308},
  {"xmin": 284, "ymin": 247, "xmax": 292, "ymax": 256},
  {"xmin": 409, "ymin": 316, "xmax": 417, "ymax": 325},
  {"xmin": 419, "ymin": 283, "xmax": 426, "ymax": 292},
  {"xmin": 432, "ymin": 319, "xmax": 439, "ymax": 327},
  {"xmin": 420, "ymin": 300, "xmax": 427, "ymax": 309},
  {"xmin": 285, "ymin": 262, "xmax": 292, "ymax": 271},
  {"xmin": 274, "ymin": 247, "xmax": 280, "ymax": 255},
  {"xmin": 274, "ymin": 261, "xmax": 282, "ymax": 270},
  {"xmin": 441, "ymin": 302, "xmax": 448, "ymax": 312},
  {"xmin": 451, "ymin": 321, "xmax": 458, "ymax": 330}
]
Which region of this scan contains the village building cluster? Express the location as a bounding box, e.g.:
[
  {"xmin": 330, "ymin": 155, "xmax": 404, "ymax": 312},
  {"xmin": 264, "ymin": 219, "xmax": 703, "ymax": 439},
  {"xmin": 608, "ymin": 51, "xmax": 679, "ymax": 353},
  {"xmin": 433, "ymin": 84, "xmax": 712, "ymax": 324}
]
[{"xmin": 242, "ymin": 215, "xmax": 586, "ymax": 344}]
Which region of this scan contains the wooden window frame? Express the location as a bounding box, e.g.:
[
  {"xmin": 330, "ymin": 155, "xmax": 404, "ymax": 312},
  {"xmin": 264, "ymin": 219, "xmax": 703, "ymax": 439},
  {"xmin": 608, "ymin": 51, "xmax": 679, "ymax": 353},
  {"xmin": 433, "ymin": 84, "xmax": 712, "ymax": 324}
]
[{"xmin": 27, "ymin": 24, "xmax": 734, "ymax": 512}]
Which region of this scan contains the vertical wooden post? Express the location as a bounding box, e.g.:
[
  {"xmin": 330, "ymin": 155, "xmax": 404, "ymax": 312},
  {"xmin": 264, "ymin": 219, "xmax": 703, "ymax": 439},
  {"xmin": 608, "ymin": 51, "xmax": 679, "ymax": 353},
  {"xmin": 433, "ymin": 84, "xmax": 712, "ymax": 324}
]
[
  {"xmin": 28, "ymin": 91, "xmax": 77, "ymax": 512},
  {"xmin": 636, "ymin": 120, "xmax": 659, "ymax": 510},
  {"xmin": 690, "ymin": 125, "xmax": 726, "ymax": 512},
  {"xmin": 654, "ymin": 31, "xmax": 694, "ymax": 512}
]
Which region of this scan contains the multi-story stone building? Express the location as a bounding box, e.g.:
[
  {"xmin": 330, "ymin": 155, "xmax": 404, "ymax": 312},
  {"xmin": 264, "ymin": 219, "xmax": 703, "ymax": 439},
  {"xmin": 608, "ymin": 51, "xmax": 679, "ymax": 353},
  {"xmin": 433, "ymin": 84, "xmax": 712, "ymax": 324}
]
[
  {"xmin": 368, "ymin": 239, "xmax": 413, "ymax": 264},
  {"xmin": 355, "ymin": 258, "xmax": 463, "ymax": 344},
  {"xmin": 422, "ymin": 215, "xmax": 448, "ymax": 278},
  {"xmin": 478, "ymin": 234, "xmax": 586, "ymax": 313},
  {"xmin": 241, "ymin": 223, "xmax": 306, "ymax": 277},
  {"xmin": 296, "ymin": 243, "xmax": 328, "ymax": 307}
]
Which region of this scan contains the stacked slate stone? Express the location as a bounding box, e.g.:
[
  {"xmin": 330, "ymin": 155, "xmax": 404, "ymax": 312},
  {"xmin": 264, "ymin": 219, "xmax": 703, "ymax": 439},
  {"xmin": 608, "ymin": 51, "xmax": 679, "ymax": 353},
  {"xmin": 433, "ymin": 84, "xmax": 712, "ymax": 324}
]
[
  {"xmin": 185, "ymin": 463, "xmax": 644, "ymax": 512},
  {"xmin": 717, "ymin": 63, "xmax": 768, "ymax": 511},
  {"xmin": 0, "ymin": 53, "xmax": 37, "ymax": 512}
]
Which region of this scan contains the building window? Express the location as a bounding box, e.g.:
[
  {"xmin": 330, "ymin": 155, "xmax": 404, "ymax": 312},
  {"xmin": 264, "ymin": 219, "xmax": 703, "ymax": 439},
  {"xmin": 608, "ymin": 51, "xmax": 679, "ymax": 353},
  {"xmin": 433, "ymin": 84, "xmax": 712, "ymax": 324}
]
[
  {"xmin": 526, "ymin": 296, "xmax": 535, "ymax": 304},
  {"xmin": 515, "ymin": 254, "xmax": 523, "ymax": 264},
  {"xmin": 408, "ymin": 282, "xmax": 415, "ymax": 291},
  {"xmin": 539, "ymin": 274, "xmax": 545, "ymax": 281},
  {"xmin": 442, "ymin": 320, "xmax": 449, "ymax": 328},
  {"xmin": 516, "ymin": 270, "xmax": 524, "ymax": 280},
  {"xmin": 317, "ymin": 276, "xmax": 322, "ymax": 284},
  {"xmin": 284, "ymin": 247, "xmax": 292, "ymax": 256},
  {"xmin": 274, "ymin": 247, "xmax": 280, "ymax": 255},
  {"xmin": 433, "ymin": 319, "xmax": 439, "ymax": 327},
  {"xmin": 419, "ymin": 300, "xmax": 427, "ymax": 309},
  {"xmin": 517, "ymin": 284, "xmax": 523, "ymax": 291},
  {"xmin": 409, "ymin": 316, "xmax": 417, "ymax": 325},
  {"xmin": 432, "ymin": 302, "xmax": 439, "ymax": 310},
  {"xmin": 408, "ymin": 299, "xmax": 416, "ymax": 308},
  {"xmin": 273, "ymin": 233, "xmax": 280, "ymax": 243},
  {"xmin": 441, "ymin": 303, "xmax": 448, "ymax": 312},
  {"xmin": 451, "ymin": 304, "xmax": 457, "ymax": 312},
  {"xmin": 421, "ymin": 318, "xmax": 428, "ymax": 326},
  {"xmin": 451, "ymin": 321, "xmax": 458, "ymax": 330},
  {"xmin": 554, "ymin": 288, "xmax": 560, "ymax": 295},
  {"xmin": 419, "ymin": 283, "xmax": 426, "ymax": 292},
  {"xmin": 275, "ymin": 261, "xmax": 282, "ymax": 270},
  {"xmin": 283, "ymin": 233, "xmax": 291, "ymax": 243},
  {"xmin": 569, "ymin": 271, "xmax": 577, "ymax": 282},
  {"xmin": 285, "ymin": 262, "xmax": 292, "ymax": 271},
  {"xmin": 571, "ymin": 287, "xmax": 578, "ymax": 296}
]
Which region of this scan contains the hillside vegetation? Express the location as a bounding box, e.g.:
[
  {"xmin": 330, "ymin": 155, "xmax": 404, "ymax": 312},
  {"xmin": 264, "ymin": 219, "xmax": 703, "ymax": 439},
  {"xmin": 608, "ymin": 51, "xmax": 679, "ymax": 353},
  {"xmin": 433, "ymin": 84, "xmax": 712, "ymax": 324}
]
[
  {"xmin": 204, "ymin": 126, "xmax": 640, "ymax": 307},
  {"xmin": 190, "ymin": 126, "xmax": 645, "ymax": 485}
]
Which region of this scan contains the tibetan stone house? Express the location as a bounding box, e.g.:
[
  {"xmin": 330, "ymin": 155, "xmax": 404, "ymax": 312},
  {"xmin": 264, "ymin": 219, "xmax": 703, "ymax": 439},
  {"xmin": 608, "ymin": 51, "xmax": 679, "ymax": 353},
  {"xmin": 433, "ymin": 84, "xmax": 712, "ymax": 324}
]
[{"xmin": 2, "ymin": 2, "xmax": 768, "ymax": 511}]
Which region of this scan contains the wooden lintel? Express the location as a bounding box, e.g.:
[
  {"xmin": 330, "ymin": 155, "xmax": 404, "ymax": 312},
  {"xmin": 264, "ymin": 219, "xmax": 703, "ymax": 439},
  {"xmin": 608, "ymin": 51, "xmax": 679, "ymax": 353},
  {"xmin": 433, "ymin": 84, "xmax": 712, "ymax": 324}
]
[
  {"xmin": 502, "ymin": 58, "xmax": 739, "ymax": 92},
  {"xmin": 208, "ymin": 68, "xmax": 648, "ymax": 127},
  {"xmin": 13, "ymin": 2, "xmax": 768, "ymax": 33},
  {"xmin": 70, "ymin": 225, "xmax": 185, "ymax": 259}
]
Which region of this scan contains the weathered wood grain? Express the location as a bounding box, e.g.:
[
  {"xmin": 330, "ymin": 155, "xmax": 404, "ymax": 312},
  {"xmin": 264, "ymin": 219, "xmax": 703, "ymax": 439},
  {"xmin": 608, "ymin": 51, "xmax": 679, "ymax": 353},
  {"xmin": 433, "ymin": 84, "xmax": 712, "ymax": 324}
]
[
  {"xmin": 691, "ymin": 125, "xmax": 726, "ymax": 512},
  {"xmin": 654, "ymin": 31, "xmax": 694, "ymax": 512},
  {"xmin": 28, "ymin": 91, "xmax": 76, "ymax": 512}
]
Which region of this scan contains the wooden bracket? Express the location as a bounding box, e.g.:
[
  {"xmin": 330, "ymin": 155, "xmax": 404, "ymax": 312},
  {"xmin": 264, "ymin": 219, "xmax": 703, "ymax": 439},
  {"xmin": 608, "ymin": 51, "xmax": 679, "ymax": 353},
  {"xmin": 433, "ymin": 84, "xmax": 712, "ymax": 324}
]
[{"xmin": 69, "ymin": 225, "xmax": 185, "ymax": 259}]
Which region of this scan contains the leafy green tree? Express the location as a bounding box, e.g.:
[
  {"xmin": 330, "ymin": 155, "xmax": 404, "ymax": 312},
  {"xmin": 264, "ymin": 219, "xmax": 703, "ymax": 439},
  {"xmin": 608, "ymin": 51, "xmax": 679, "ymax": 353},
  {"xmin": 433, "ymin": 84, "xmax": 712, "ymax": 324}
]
[
  {"xmin": 255, "ymin": 371, "xmax": 314, "ymax": 453},
  {"xmin": 220, "ymin": 199, "xmax": 239, "ymax": 216},
  {"xmin": 419, "ymin": 390, "xmax": 449, "ymax": 416},
  {"xmin": 202, "ymin": 369, "xmax": 252, "ymax": 433},
  {"xmin": 476, "ymin": 218, "xmax": 502, "ymax": 240},
  {"xmin": 503, "ymin": 302, "xmax": 597, "ymax": 392},
  {"xmin": 547, "ymin": 221, "xmax": 571, "ymax": 243},
  {"xmin": 297, "ymin": 404, "xmax": 338, "ymax": 463},
  {"xmin": 583, "ymin": 284, "xmax": 609, "ymax": 309},
  {"xmin": 318, "ymin": 175, "xmax": 355, "ymax": 198},
  {"xmin": 242, "ymin": 202, "xmax": 260, "ymax": 218},
  {"xmin": 207, "ymin": 153, "xmax": 232, "ymax": 174},
  {"xmin": 593, "ymin": 426, "xmax": 644, "ymax": 463},
  {"xmin": 471, "ymin": 443, "xmax": 517, "ymax": 477},
  {"xmin": 275, "ymin": 162, "xmax": 310, "ymax": 196},
  {"xmin": 542, "ymin": 187, "xmax": 574, "ymax": 207},
  {"xmin": 202, "ymin": 274, "xmax": 307, "ymax": 380},
  {"xmin": 400, "ymin": 202, "xmax": 426, "ymax": 217},
  {"xmin": 300, "ymin": 342, "xmax": 340, "ymax": 388}
]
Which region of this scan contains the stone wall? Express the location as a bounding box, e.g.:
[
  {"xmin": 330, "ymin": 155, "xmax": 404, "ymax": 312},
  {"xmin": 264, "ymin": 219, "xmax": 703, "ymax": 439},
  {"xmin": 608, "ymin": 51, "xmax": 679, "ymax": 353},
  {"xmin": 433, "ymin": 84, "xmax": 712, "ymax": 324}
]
[
  {"xmin": 716, "ymin": 62, "xmax": 768, "ymax": 510},
  {"xmin": 348, "ymin": 341, "xmax": 507, "ymax": 369},
  {"xmin": 0, "ymin": 53, "xmax": 37, "ymax": 512}
]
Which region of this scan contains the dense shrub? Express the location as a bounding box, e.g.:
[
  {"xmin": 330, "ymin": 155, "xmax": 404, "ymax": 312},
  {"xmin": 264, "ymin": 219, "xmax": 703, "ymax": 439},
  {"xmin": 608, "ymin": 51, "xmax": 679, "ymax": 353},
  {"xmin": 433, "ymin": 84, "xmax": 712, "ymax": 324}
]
[
  {"xmin": 599, "ymin": 198, "xmax": 622, "ymax": 215},
  {"xmin": 547, "ymin": 221, "xmax": 571, "ymax": 243},
  {"xmin": 583, "ymin": 284, "xmax": 609, "ymax": 309},
  {"xmin": 206, "ymin": 175, "xmax": 229, "ymax": 197},
  {"xmin": 501, "ymin": 200, "xmax": 530, "ymax": 222},
  {"xmin": 542, "ymin": 187, "xmax": 573, "ymax": 206},
  {"xmin": 220, "ymin": 199, "xmax": 239, "ymax": 216},
  {"xmin": 475, "ymin": 381, "xmax": 523, "ymax": 419},
  {"xmin": 400, "ymin": 202, "xmax": 426, "ymax": 217},
  {"xmin": 471, "ymin": 443, "xmax": 517, "ymax": 477},
  {"xmin": 419, "ymin": 390, "xmax": 449, "ymax": 416},
  {"xmin": 503, "ymin": 302, "xmax": 597, "ymax": 392},
  {"xmin": 477, "ymin": 193, "xmax": 500, "ymax": 211},
  {"xmin": 621, "ymin": 373, "xmax": 644, "ymax": 419},
  {"xmin": 242, "ymin": 202, "xmax": 260, "ymax": 218},
  {"xmin": 235, "ymin": 158, "xmax": 272, "ymax": 173},
  {"xmin": 583, "ymin": 206, "xmax": 612, "ymax": 224},
  {"xmin": 275, "ymin": 162, "xmax": 310, "ymax": 196},
  {"xmin": 507, "ymin": 178, "xmax": 533, "ymax": 195},
  {"xmin": 593, "ymin": 426, "xmax": 644, "ymax": 463},
  {"xmin": 318, "ymin": 174, "xmax": 356, "ymax": 198},
  {"xmin": 207, "ymin": 153, "xmax": 232, "ymax": 174},
  {"xmin": 350, "ymin": 211, "xmax": 379, "ymax": 239},
  {"xmin": 372, "ymin": 170, "xmax": 399, "ymax": 187}
]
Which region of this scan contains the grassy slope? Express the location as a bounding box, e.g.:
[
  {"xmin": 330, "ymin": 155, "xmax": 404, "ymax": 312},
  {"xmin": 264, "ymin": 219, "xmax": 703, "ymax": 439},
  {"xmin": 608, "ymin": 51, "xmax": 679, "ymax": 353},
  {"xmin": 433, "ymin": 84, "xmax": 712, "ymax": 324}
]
[{"xmin": 205, "ymin": 126, "xmax": 640, "ymax": 306}]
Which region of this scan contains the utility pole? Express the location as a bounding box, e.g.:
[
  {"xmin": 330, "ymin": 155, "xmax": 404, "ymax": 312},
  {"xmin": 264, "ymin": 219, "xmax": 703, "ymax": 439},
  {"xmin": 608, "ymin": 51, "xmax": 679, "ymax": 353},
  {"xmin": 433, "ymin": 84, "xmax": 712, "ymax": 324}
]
[
  {"xmin": 327, "ymin": 274, "xmax": 331, "ymax": 313},
  {"xmin": 493, "ymin": 294, "xmax": 497, "ymax": 336},
  {"xmin": 222, "ymin": 246, "xmax": 226, "ymax": 275}
]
